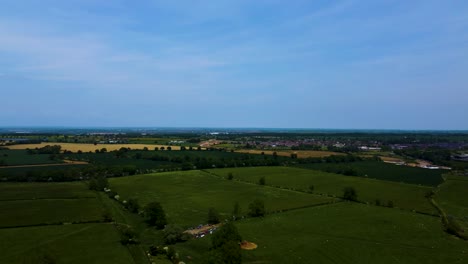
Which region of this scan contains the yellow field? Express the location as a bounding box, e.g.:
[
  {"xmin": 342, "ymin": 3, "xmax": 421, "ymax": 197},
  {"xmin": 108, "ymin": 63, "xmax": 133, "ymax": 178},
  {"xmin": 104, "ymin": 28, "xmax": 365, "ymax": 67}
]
[
  {"xmin": 6, "ymin": 143, "xmax": 181, "ymax": 152},
  {"xmin": 235, "ymin": 149, "xmax": 343, "ymax": 158}
]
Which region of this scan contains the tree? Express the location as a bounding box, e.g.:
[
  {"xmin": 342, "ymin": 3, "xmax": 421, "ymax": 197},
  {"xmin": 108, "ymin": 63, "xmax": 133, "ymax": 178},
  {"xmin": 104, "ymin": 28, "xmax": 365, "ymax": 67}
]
[
  {"xmin": 126, "ymin": 198, "xmax": 140, "ymax": 213},
  {"xmin": 248, "ymin": 199, "xmax": 265, "ymax": 217},
  {"xmin": 163, "ymin": 225, "xmax": 190, "ymax": 244},
  {"xmin": 343, "ymin": 187, "xmax": 357, "ymax": 201},
  {"xmin": 167, "ymin": 146, "xmax": 172, "ymax": 151},
  {"xmin": 232, "ymin": 202, "xmax": 241, "ymax": 220},
  {"xmin": 208, "ymin": 207, "xmax": 221, "ymax": 224},
  {"xmin": 227, "ymin": 172, "xmax": 234, "ymax": 180},
  {"xmin": 88, "ymin": 176, "xmax": 108, "ymax": 191},
  {"xmin": 210, "ymin": 222, "xmax": 242, "ymax": 264},
  {"xmin": 145, "ymin": 202, "xmax": 167, "ymax": 229},
  {"xmin": 258, "ymin": 176, "xmax": 266, "ymax": 186},
  {"xmin": 309, "ymin": 185, "xmax": 315, "ymax": 193}
]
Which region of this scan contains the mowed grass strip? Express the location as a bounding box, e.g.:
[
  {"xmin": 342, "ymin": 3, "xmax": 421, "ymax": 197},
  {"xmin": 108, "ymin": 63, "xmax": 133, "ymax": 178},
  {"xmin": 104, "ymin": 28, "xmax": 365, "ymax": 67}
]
[
  {"xmin": 209, "ymin": 167, "xmax": 436, "ymax": 214},
  {"xmin": 0, "ymin": 182, "xmax": 95, "ymax": 201},
  {"xmin": 0, "ymin": 223, "xmax": 135, "ymax": 264},
  {"xmin": 109, "ymin": 170, "xmax": 336, "ymax": 227},
  {"xmin": 0, "ymin": 199, "xmax": 104, "ymax": 228},
  {"xmin": 175, "ymin": 203, "xmax": 467, "ymax": 264}
]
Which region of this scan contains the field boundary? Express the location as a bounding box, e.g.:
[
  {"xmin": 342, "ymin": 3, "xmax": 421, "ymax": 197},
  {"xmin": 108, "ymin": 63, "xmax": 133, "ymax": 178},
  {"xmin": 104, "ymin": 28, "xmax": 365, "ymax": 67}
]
[
  {"xmin": 0, "ymin": 196, "xmax": 96, "ymax": 202},
  {"xmin": 0, "ymin": 219, "xmax": 108, "ymax": 230}
]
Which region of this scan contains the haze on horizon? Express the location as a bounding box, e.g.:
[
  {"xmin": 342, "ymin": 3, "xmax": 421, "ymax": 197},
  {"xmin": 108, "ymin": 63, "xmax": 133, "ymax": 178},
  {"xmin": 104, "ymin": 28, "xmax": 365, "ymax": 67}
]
[{"xmin": 1, "ymin": 1, "xmax": 468, "ymax": 130}]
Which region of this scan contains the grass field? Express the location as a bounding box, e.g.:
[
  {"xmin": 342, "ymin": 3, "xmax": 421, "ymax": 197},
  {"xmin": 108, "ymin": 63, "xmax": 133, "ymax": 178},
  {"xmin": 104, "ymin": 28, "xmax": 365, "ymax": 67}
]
[
  {"xmin": 0, "ymin": 223, "xmax": 135, "ymax": 264},
  {"xmin": 209, "ymin": 167, "xmax": 436, "ymax": 214},
  {"xmin": 109, "ymin": 170, "xmax": 337, "ymax": 227},
  {"xmin": 0, "ymin": 182, "xmax": 95, "ymax": 200},
  {"xmin": 7, "ymin": 142, "xmax": 181, "ymax": 152},
  {"xmin": 175, "ymin": 203, "xmax": 467, "ymax": 264},
  {"xmin": 435, "ymin": 176, "xmax": 468, "ymax": 229},
  {"xmin": 0, "ymin": 149, "xmax": 62, "ymax": 166},
  {"xmin": 0, "ymin": 199, "xmax": 104, "ymax": 228},
  {"xmin": 297, "ymin": 160, "xmax": 444, "ymax": 186},
  {"xmin": 236, "ymin": 149, "xmax": 343, "ymax": 158}
]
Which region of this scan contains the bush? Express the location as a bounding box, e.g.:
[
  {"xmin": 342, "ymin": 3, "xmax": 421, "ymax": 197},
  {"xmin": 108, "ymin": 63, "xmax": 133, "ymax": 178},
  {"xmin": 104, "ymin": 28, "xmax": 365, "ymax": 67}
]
[
  {"xmin": 309, "ymin": 185, "xmax": 315, "ymax": 192},
  {"xmin": 259, "ymin": 176, "xmax": 266, "ymax": 185},
  {"xmin": 227, "ymin": 172, "xmax": 234, "ymax": 180},
  {"xmin": 210, "ymin": 222, "xmax": 242, "ymax": 264},
  {"xmin": 248, "ymin": 199, "xmax": 266, "ymax": 217},
  {"xmin": 343, "ymin": 187, "xmax": 357, "ymax": 201},
  {"xmin": 387, "ymin": 200, "xmax": 394, "ymax": 208},
  {"xmin": 126, "ymin": 198, "xmax": 140, "ymax": 213}
]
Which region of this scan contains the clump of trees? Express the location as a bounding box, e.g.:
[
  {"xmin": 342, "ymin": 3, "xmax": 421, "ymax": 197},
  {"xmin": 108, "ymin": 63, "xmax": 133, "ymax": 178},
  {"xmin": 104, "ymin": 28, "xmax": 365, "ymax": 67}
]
[
  {"xmin": 88, "ymin": 175, "xmax": 108, "ymax": 191},
  {"xmin": 125, "ymin": 198, "xmax": 140, "ymax": 213},
  {"xmin": 209, "ymin": 222, "xmax": 242, "ymax": 264},
  {"xmin": 163, "ymin": 225, "xmax": 191, "ymax": 244},
  {"xmin": 144, "ymin": 202, "xmax": 167, "ymax": 229}
]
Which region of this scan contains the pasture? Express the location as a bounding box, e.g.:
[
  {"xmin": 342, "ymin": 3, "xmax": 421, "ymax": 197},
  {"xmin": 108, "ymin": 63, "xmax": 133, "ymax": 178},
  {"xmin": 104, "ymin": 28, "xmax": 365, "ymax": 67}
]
[
  {"xmin": 109, "ymin": 170, "xmax": 337, "ymax": 227},
  {"xmin": 175, "ymin": 203, "xmax": 467, "ymax": 264},
  {"xmin": 297, "ymin": 160, "xmax": 444, "ymax": 186},
  {"xmin": 0, "ymin": 149, "xmax": 62, "ymax": 166},
  {"xmin": 0, "ymin": 223, "xmax": 135, "ymax": 264},
  {"xmin": 0, "ymin": 199, "xmax": 104, "ymax": 228},
  {"xmin": 209, "ymin": 167, "xmax": 437, "ymax": 214},
  {"xmin": 0, "ymin": 182, "xmax": 94, "ymax": 200},
  {"xmin": 435, "ymin": 176, "xmax": 468, "ymax": 229}
]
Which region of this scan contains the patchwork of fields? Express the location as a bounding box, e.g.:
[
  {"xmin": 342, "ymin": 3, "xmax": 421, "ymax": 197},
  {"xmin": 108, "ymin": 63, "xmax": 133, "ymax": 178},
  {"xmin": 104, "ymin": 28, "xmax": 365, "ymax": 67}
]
[
  {"xmin": 1, "ymin": 164, "xmax": 467, "ymax": 264},
  {"xmin": 0, "ymin": 182, "xmax": 137, "ymax": 264}
]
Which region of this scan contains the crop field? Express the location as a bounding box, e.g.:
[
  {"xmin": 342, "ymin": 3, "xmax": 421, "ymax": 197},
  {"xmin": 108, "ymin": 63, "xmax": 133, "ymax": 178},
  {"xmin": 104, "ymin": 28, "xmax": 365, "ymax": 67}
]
[
  {"xmin": 0, "ymin": 182, "xmax": 95, "ymax": 200},
  {"xmin": 297, "ymin": 160, "xmax": 444, "ymax": 186},
  {"xmin": 175, "ymin": 203, "xmax": 467, "ymax": 264},
  {"xmin": 109, "ymin": 170, "xmax": 337, "ymax": 227},
  {"xmin": 0, "ymin": 223, "xmax": 135, "ymax": 264},
  {"xmin": 209, "ymin": 167, "xmax": 436, "ymax": 214},
  {"xmin": 435, "ymin": 176, "xmax": 468, "ymax": 228},
  {"xmin": 6, "ymin": 142, "xmax": 181, "ymax": 152},
  {"xmin": 0, "ymin": 149, "xmax": 62, "ymax": 166},
  {"xmin": 236, "ymin": 149, "xmax": 343, "ymax": 158}
]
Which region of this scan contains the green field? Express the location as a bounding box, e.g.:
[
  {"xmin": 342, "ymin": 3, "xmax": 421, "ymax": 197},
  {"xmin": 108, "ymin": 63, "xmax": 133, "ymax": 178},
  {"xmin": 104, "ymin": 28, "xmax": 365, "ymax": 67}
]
[
  {"xmin": 0, "ymin": 223, "xmax": 135, "ymax": 264},
  {"xmin": 297, "ymin": 161, "xmax": 444, "ymax": 186},
  {"xmin": 209, "ymin": 167, "xmax": 436, "ymax": 214},
  {"xmin": 0, "ymin": 199, "xmax": 104, "ymax": 228},
  {"xmin": 109, "ymin": 170, "xmax": 337, "ymax": 227},
  {"xmin": 0, "ymin": 149, "xmax": 62, "ymax": 166},
  {"xmin": 0, "ymin": 182, "xmax": 95, "ymax": 200},
  {"xmin": 175, "ymin": 203, "xmax": 467, "ymax": 264},
  {"xmin": 435, "ymin": 176, "xmax": 468, "ymax": 229}
]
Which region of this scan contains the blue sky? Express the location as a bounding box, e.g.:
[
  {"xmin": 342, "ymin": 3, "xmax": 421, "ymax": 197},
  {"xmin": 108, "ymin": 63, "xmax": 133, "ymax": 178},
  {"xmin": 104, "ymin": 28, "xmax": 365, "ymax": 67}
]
[{"xmin": 1, "ymin": 0, "xmax": 467, "ymax": 129}]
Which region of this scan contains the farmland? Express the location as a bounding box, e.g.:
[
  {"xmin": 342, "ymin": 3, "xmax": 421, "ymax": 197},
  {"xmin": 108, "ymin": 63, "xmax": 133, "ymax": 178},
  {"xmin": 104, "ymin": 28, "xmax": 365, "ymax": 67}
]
[
  {"xmin": 435, "ymin": 175, "xmax": 468, "ymax": 229},
  {"xmin": 236, "ymin": 149, "xmax": 343, "ymax": 158},
  {"xmin": 6, "ymin": 142, "xmax": 181, "ymax": 152},
  {"xmin": 109, "ymin": 170, "xmax": 337, "ymax": 227},
  {"xmin": 297, "ymin": 160, "xmax": 444, "ymax": 186},
  {"xmin": 1, "ymin": 130, "xmax": 467, "ymax": 264},
  {"xmin": 0, "ymin": 223, "xmax": 135, "ymax": 264},
  {"xmin": 209, "ymin": 167, "xmax": 437, "ymax": 214},
  {"xmin": 175, "ymin": 203, "xmax": 467, "ymax": 264}
]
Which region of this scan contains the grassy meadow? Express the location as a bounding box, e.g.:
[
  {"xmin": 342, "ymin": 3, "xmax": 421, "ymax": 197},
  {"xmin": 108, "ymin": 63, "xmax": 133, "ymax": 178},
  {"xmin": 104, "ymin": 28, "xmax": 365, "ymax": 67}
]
[
  {"xmin": 109, "ymin": 170, "xmax": 337, "ymax": 227},
  {"xmin": 209, "ymin": 167, "xmax": 437, "ymax": 214},
  {"xmin": 175, "ymin": 203, "xmax": 467, "ymax": 264}
]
